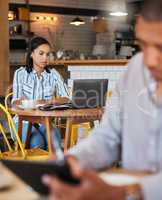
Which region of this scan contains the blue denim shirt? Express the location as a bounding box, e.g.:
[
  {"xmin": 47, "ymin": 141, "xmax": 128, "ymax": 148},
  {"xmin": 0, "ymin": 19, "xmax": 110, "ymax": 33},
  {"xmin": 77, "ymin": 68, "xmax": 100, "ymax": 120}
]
[{"xmin": 12, "ymin": 67, "xmax": 69, "ymax": 102}]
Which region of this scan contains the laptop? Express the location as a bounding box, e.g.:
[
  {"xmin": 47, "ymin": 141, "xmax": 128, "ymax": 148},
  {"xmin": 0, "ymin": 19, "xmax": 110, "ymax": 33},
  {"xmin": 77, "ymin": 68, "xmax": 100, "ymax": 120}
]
[
  {"xmin": 71, "ymin": 79, "xmax": 108, "ymax": 109},
  {"xmin": 39, "ymin": 79, "xmax": 108, "ymax": 110}
]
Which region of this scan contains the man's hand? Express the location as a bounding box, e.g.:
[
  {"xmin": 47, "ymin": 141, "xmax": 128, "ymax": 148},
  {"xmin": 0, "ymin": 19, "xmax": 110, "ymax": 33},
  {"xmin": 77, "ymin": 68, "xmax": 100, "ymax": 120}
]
[
  {"xmin": 42, "ymin": 171, "xmax": 127, "ymax": 200},
  {"xmin": 42, "ymin": 157, "xmax": 126, "ymax": 200}
]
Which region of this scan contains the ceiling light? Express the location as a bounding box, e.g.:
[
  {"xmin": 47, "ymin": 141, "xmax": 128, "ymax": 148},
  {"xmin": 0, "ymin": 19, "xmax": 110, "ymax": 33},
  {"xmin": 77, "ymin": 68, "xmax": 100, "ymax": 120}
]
[
  {"xmin": 109, "ymin": 12, "xmax": 128, "ymax": 17},
  {"xmin": 70, "ymin": 17, "xmax": 85, "ymax": 26}
]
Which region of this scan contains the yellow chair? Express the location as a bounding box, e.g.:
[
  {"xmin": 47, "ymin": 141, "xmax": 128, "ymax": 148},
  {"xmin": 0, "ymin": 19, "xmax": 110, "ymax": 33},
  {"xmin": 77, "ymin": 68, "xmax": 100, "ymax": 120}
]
[
  {"xmin": 70, "ymin": 122, "xmax": 91, "ymax": 147},
  {"xmin": 0, "ymin": 103, "xmax": 49, "ymax": 161},
  {"xmin": 4, "ymin": 92, "xmax": 15, "ymax": 142},
  {"xmin": 5, "ymin": 92, "xmax": 13, "ymax": 111},
  {"xmin": 51, "ymin": 119, "xmax": 92, "ymax": 149},
  {"xmin": 107, "ymin": 90, "xmax": 113, "ymax": 98}
]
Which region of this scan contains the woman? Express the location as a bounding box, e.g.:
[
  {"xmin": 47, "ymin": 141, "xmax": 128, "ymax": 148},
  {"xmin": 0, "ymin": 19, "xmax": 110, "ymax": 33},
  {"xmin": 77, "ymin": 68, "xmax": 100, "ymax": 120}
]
[{"xmin": 12, "ymin": 36, "xmax": 69, "ymax": 149}]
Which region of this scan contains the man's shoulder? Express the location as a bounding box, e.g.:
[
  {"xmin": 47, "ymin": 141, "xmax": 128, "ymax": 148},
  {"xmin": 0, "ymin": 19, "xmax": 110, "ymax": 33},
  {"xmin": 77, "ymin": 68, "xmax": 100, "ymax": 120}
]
[
  {"xmin": 128, "ymin": 52, "xmax": 144, "ymax": 69},
  {"xmin": 117, "ymin": 52, "xmax": 144, "ymax": 89},
  {"xmin": 124, "ymin": 52, "xmax": 144, "ymax": 78}
]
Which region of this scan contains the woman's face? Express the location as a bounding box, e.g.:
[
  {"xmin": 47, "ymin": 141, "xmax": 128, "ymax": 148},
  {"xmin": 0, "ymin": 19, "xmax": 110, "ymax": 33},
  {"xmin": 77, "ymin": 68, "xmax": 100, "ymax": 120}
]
[{"xmin": 31, "ymin": 44, "xmax": 51, "ymax": 70}]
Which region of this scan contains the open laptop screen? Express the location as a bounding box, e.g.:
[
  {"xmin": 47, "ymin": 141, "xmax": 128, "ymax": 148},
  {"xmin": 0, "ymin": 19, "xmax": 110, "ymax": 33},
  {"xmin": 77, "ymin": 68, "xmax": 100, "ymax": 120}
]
[{"xmin": 71, "ymin": 79, "xmax": 108, "ymax": 109}]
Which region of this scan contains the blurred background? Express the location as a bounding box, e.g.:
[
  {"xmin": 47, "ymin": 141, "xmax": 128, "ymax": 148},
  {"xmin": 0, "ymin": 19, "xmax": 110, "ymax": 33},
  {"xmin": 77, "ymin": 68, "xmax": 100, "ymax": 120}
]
[{"xmin": 9, "ymin": 0, "xmax": 143, "ymax": 63}]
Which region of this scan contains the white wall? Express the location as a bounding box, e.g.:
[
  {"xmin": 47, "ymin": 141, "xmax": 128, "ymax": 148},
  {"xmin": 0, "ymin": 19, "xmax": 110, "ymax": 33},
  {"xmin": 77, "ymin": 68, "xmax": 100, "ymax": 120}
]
[{"xmin": 68, "ymin": 65, "xmax": 127, "ymax": 92}]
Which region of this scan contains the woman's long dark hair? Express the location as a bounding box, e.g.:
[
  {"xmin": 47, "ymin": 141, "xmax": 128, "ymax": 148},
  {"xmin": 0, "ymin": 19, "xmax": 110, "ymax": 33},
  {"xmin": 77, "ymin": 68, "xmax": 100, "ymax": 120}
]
[{"xmin": 26, "ymin": 37, "xmax": 51, "ymax": 73}]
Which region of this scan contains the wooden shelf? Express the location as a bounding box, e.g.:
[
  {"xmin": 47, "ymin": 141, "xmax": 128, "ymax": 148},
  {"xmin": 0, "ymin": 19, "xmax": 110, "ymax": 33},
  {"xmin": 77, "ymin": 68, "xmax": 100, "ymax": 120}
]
[
  {"xmin": 10, "ymin": 59, "xmax": 128, "ymax": 67},
  {"xmin": 9, "ymin": 19, "xmax": 35, "ymax": 23},
  {"xmin": 50, "ymin": 59, "xmax": 128, "ymax": 66},
  {"xmin": 9, "ymin": 32, "xmax": 34, "ymax": 37}
]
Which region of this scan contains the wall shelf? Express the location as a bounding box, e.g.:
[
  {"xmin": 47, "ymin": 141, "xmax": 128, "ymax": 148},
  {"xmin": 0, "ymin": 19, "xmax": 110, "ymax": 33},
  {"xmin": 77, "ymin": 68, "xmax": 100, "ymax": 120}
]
[{"xmin": 9, "ymin": 19, "xmax": 35, "ymax": 23}]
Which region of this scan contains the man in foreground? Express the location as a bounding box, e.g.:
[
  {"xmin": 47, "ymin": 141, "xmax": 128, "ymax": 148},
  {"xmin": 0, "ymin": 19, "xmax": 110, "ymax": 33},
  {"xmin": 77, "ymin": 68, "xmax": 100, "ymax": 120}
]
[{"xmin": 42, "ymin": 0, "xmax": 162, "ymax": 199}]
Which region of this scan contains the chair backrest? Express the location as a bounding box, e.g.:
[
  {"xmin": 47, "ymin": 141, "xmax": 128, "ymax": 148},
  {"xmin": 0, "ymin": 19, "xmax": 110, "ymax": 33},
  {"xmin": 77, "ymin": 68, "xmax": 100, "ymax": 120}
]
[
  {"xmin": 0, "ymin": 103, "xmax": 26, "ymax": 158},
  {"xmin": 70, "ymin": 122, "xmax": 91, "ymax": 148},
  {"xmin": 0, "ymin": 103, "xmax": 50, "ymax": 161},
  {"xmin": 0, "ymin": 122, "xmax": 12, "ymax": 152},
  {"xmin": 5, "ymin": 92, "xmax": 13, "ymax": 111},
  {"xmin": 4, "ymin": 92, "xmax": 15, "ymax": 141}
]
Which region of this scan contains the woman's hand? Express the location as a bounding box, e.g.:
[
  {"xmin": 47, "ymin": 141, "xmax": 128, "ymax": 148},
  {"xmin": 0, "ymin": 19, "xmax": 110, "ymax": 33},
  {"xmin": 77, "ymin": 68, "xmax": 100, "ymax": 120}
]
[
  {"xmin": 12, "ymin": 97, "xmax": 28, "ymax": 106},
  {"xmin": 13, "ymin": 99, "xmax": 47, "ymax": 106}
]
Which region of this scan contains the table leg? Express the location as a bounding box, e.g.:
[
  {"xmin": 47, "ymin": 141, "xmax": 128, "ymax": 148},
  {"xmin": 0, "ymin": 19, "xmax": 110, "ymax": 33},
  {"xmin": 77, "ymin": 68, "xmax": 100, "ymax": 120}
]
[
  {"xmin": 16, "ymin": 116, "xmax": 23, "ymax": 150},
  {"xmin": 44, "ymin": 117, "xmax": 53, "ymax": 155},
  {"xmin": 18, "ymin": 116, "xmax": 23, "ymax": 141},
  {"xmin": 64, "ymin": 118, "xmax": 73, "ymax": 153},
  {"xmin": 25, "ymin": 122, "xmax": 33, "ymax": 148}
]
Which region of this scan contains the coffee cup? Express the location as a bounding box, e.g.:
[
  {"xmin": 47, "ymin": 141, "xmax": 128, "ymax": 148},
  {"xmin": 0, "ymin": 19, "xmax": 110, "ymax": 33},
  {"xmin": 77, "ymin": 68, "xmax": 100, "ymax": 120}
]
[{"xmin": 21, "ymin": 100, "xmax": 36, "ymax": 109}]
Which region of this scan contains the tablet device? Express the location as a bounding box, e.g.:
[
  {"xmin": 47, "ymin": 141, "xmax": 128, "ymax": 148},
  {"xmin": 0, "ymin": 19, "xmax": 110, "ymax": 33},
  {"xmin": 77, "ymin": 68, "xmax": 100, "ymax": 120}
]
[{"xmin": 1, "ymin": 159, "xmax": 80, "ymax": 195}]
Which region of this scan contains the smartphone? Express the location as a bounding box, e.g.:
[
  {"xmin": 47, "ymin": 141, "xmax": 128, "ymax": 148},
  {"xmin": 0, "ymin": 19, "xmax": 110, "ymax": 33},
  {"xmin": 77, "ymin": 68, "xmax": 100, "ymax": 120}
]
[{"xmin": 1, "ymin": 159, "xmax": 80, "ymax": 195}]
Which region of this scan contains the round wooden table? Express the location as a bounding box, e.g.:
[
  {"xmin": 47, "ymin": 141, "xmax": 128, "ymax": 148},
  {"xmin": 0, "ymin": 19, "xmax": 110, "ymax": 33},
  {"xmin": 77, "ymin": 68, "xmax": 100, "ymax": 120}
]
[{"xmin": 9, "ymin": 107, "xmax": 104, "ymax": 154}]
